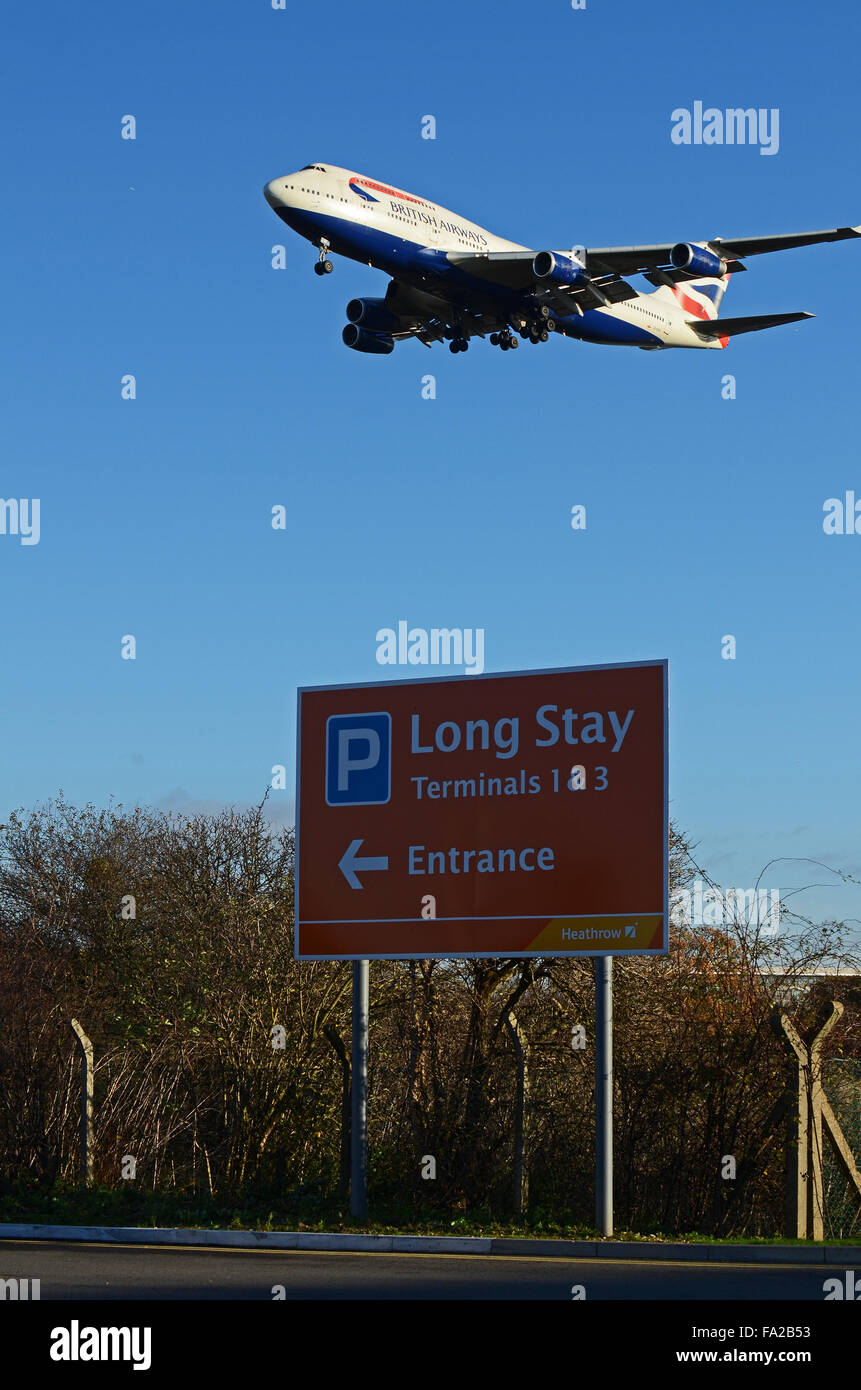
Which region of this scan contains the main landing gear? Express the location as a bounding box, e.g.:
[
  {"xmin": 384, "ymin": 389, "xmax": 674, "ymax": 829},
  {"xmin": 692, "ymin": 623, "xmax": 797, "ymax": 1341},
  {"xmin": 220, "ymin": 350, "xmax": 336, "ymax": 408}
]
[
  {"xmin": 489, "ymin": 329, "xmax": 518, "ymax": 351},
  {"xmin": 514, "ymin": 304, "xmax": 554, "ymax": 343},
  {"xmin": 314, "ymin": 241, "xmax": 334, "ymax": 275},
  {"xmin": 523, "ymin": 307, "xmax": 554, "ymax": 343},
  {"xmin": 449, "ymin": 336, "xmax": 469, "ymax": 353}
]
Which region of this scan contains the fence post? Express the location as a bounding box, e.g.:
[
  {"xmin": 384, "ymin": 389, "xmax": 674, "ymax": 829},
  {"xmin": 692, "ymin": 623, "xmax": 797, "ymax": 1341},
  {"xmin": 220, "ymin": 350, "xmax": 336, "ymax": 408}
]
[
  {"xmin": 808, "ymin": 1002, "xmax": 842, "ymax": 1241},
  {"xmin": 594, "ymin": 957, "xmax": 614, "ymax": 1237},
  {"xmin": 350, "ymin": 961, "xmax": 369, "ymax": 1217},
  {"xmin": 70, "ymin": 1019, "xmax": 94, "ymax": 1186}
]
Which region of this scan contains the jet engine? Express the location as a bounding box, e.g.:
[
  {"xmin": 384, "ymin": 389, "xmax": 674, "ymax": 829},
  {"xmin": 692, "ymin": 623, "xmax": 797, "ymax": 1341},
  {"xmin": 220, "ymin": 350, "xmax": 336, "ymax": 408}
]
[
  {"xmin": 345, "ymin": 298, "xmax": 403, "ymax": 334},
  {"xmin": 532, "ymin": 251, "xmax": 589, "ymax": 288},
  {"xmin": 342, "ymin": 323, "xmax": 395, "ymax": 354},
  {"xmin": 670, "ymin": 243, "xmax": 727, "ymax": 278}
]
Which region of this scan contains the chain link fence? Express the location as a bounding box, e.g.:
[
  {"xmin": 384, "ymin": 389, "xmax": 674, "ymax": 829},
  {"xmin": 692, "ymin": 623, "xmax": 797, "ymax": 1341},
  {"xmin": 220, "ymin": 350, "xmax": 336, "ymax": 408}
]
[{"xmin": 823, "ymin": 1058, "xmax": 861, "ymax": 1238}]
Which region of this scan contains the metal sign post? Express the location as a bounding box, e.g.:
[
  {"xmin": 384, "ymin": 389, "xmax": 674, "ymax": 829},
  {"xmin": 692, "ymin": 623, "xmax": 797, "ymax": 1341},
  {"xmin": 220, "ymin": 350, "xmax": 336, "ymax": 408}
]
[
  {"xmin": 594, "ymin": 958, "xmax": 613, "ymax": 1236},
  {"xmin": 350, "ymin": 958, "xmax": 369, "ymax": 1217}
]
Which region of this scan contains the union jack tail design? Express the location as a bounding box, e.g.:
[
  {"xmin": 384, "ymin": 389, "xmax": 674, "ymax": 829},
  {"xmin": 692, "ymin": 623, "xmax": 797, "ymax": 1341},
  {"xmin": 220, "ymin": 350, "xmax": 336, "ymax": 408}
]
[
  {"xmin": 650, "ymin": 242, "xmax": 731, "ymax": 321},
  {"xmin": 668, "ymin": 273, "xmax": 730, "ymax": 320}
]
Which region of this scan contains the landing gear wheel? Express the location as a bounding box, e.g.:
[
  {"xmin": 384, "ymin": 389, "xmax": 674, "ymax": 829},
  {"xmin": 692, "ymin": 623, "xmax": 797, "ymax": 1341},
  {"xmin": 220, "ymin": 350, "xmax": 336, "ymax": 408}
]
[
  {"xmin": 314, "ymin": 262, "xmax": 326, "ymax": 276},
  {"xmin": 322, "ymin": 260, "xmax": 333, "ymax": 274},
  {"xmin": 449, "ymin": 340, "xmax": 460, "ymax": 353},
  {"xmin": 500, "ymin": 339, "xmax": 510, "ymax": 351},
  {"xmin": 509, "ymin": 335, "xmax": 518, "ymax": 348},
  {"xmin": 490, "ymin": 333, "xmax": 500, "ymax": 346},
  {"xmin": 539, "ymin": 329, "xmax": 549, "ymax": 342},
  {"xmin": 538, "ymin": 304, "xmax": 551, "ymax": 320}
]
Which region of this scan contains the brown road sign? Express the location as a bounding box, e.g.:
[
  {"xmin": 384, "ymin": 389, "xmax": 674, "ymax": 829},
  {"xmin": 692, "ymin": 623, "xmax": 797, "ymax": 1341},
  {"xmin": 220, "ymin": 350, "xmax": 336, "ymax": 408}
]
[{"xmin": 296, "ymin": 660, "xmax": 668, "ymax": 960}]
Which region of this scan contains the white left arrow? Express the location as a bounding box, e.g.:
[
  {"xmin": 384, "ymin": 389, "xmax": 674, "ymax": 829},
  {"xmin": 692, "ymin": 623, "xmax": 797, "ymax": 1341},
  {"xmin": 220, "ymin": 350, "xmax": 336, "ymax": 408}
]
[{"xmin": 338, "ymin": 838, "xmax": 389, "ymax": 890}]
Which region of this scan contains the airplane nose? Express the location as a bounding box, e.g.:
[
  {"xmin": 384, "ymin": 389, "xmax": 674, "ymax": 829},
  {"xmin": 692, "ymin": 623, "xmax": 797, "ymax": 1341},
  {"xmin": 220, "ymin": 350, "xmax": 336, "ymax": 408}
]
[{"xmin": 263, "ymin": 178, "xmax": 283, "ymax": 207}]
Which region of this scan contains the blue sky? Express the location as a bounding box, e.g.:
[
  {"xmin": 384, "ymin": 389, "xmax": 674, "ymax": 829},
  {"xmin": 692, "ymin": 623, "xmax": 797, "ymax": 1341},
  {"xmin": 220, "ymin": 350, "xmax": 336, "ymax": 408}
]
[{"xmin": 2, "ymin": 0, "xmax": 860, "ymax": 941}]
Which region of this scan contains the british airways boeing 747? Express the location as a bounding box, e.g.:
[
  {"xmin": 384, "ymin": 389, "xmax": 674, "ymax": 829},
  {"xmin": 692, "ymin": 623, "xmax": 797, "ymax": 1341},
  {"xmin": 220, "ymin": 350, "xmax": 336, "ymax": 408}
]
[{"xmin": 263, "ymin": 163, "xmax": 860, "ymax": 355}]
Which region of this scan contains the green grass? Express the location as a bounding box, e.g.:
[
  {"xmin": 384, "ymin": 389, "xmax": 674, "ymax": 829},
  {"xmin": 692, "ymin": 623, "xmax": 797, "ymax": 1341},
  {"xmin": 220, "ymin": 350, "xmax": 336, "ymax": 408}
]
[{"xmin": 0, "ymin": 1185, "xmax": 858, "ymax": 1244}]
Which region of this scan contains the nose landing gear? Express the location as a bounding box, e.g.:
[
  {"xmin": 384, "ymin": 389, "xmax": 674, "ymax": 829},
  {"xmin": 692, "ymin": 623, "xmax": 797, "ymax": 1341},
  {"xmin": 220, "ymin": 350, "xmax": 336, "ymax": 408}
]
[{"xmin": 314, "ymin": 240, "xmax": 334, "ymax": 275}]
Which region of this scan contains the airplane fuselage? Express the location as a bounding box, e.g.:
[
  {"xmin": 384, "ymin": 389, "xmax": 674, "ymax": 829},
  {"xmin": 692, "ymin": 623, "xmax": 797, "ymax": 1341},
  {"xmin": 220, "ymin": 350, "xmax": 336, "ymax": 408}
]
[{"xmin": 264, "ymin": 164, "xmax": 726, "ymax": 351}]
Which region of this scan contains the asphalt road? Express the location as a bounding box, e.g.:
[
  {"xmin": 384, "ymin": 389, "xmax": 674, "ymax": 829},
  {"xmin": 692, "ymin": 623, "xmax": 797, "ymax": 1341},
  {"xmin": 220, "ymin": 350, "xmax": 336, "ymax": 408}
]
[{"xmin": 0, "ymin": 1240, "xmax": 850, "ymax": 1299}]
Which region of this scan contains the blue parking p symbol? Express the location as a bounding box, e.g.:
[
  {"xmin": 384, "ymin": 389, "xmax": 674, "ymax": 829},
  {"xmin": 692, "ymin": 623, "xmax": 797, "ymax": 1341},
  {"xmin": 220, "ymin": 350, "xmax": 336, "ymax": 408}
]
[{"xmin": 326, "ymin": 712, "xmax": 391, "ymax": 806}]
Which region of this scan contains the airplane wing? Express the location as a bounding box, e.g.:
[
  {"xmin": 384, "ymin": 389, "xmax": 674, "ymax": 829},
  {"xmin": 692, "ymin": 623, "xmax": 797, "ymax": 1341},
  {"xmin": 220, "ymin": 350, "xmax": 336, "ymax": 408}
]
[
  {"xmin": 445, "ymin": 250, "xmax": 639, "ymax": 312},
  {"xmin": 446, "ymin": 226, "xmax": 859, "ymax": 292},
  {"xmin": 586, "ymin": 225, "xmax": 860, "ymax": 275},
  {"xmin": 446, "ymin": 250, "xmax": 536, "ymax": 288},
  {"xmin": 711, "ymin": 226, "xmax": 861, "ymax": 258}
]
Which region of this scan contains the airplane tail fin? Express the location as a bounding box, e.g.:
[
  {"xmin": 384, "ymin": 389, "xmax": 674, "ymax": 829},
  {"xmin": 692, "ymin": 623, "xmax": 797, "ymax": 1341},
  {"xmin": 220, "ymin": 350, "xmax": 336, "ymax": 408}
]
[
  {"xmin": 651, "ymin": 273, "xmax": 730, "ymax": 320},
  {"xmin": 648, "ymin": 241, "xmax": 731, "ymax": 319},
  {"xmin": 675, "ymin": 274, "xmax": 730, "ymax": 319}
]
